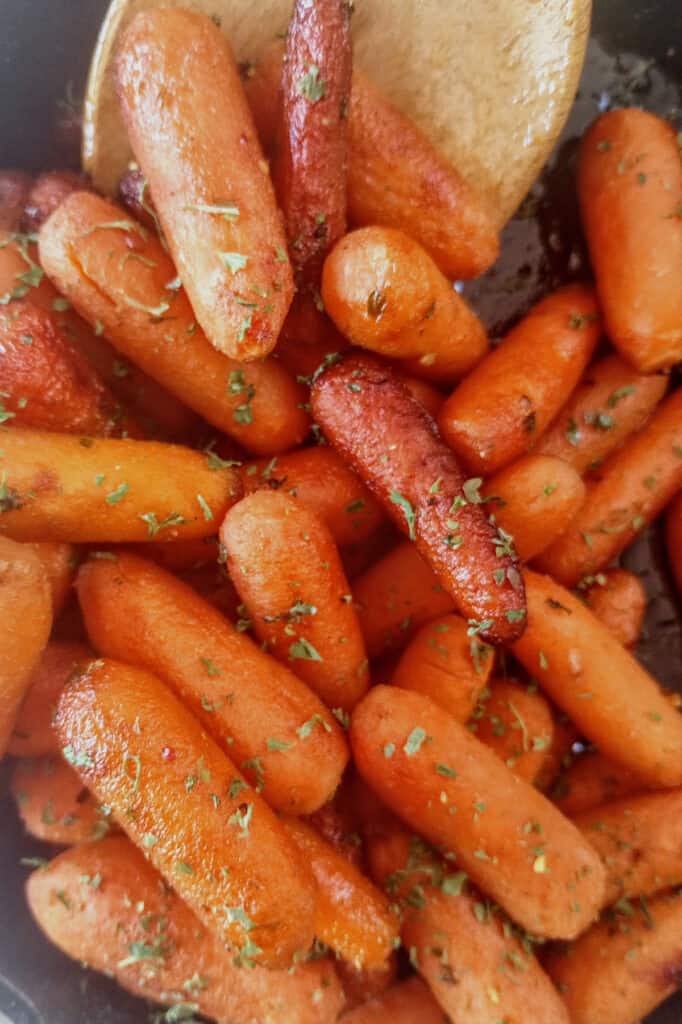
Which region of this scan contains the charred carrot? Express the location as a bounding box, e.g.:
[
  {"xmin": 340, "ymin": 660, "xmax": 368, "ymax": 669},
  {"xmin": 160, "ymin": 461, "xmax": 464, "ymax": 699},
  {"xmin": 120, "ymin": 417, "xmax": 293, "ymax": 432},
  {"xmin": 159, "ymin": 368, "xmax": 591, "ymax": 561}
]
[
  {"xmin": 552, "ymin": 751, "xmax": 651, "ymax": 816},
  {"xmin": 581, "ymin": 568, "xmax": 647, "ymax": 648},
  {"xmin": 11, "ymin": 755, "xmax": 113, "ymax": 845},
  {"xmin": 470, "ymin": 677, "xmax": 555, "ymax": 783},
  {"xmin": 8, "ymin": 643, "xmax": 90, "ymax": 757}
]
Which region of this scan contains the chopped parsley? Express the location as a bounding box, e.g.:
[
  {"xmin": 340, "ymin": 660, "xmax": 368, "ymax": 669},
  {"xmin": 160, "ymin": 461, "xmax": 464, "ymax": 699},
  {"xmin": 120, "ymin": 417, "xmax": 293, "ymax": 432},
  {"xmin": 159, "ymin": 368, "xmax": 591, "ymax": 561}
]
[{"xmin": 389, "ymin": 491, "xmax": 417, "ymax": 540}]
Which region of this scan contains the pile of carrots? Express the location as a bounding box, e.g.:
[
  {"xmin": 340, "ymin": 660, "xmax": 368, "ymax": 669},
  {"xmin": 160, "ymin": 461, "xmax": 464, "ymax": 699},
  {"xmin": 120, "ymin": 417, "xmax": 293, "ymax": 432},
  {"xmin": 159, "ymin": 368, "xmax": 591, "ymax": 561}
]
[{"xmin": 1, "ymin": 3, "xmax": 682, "ymax": 1023}]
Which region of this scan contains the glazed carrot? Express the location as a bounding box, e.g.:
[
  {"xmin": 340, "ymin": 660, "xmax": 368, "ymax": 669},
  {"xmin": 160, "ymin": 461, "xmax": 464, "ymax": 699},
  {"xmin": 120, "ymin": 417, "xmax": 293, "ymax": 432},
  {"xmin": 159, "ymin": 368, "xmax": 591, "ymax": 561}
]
[
  {"xmin": 578, "ymin": 108, "xmax": 682, "ymax": 372},
  {"xmin": 26, "ymin": 541, "xmax": 76, "ymax": 615},
  {"xmin": 341, "ymin": 524, "xmax": 398, "ymax": 581},
  {"xmin": 351, "ymin": 685, "xmax": 606, "ymax": 938},
  {"xmin": 536, "ymin": 390, "xmax": 682, "ymax": 585},
  {"xmin": 482, "ymin": 454, "xmax": 586, "ymax": 562},
  {"xmin": 8, "ymin": 643, "xmax": 89, "ymax": 757},
  {"xmin": 438, "ymin": 284, "xmax": 601, "ymax": 475},
  {"xmin": 241, "ymin": 446, "xmax": 384, "ymax": 547},
  {"xmin": 352, "ymin": 541, "xmax": 454, "ymax": 657},
  {"xmin": 22, "ymin": 169, "xmax": 88, "ymax": 232},
  {"xmin": 54, "ymin": 657, "xmax": 317, "ymax": 966},
  {"xmin": 117, "ymin": 9, "xmax": 294, "ymax": 360},
  {"xmin": 535, "ymin": 710, "xmax": 579, "ymax": 794},
  {"xmin": 0, "ymin": 536, "xmax": 52, "ymax": 757},
  {"xmin": 470, "ymin": 678, "xmax": 555, "ymax": 783},
  {"xmin": 544, "ymin": 890, "xmax": 682, "ymax": 1024},
  {"xmin": 27, "ymin": 838, "xmax": 346, "ymax": 1024},
  {"xmin": 11, "ymin": 755, "xmax": 113, "ymax": 845},
  {"xmin": 581, "ymin": 568, "xmax": 647, "ymax": 648},
  {"xmin": 512, "ymin": 571, "xmax": 682, "ymax": 788},
  {"xmin": 0, "ymin": 428, "xmax": 240, "ymax": 543},
  {"xmin": 392, "ymin": 613, "xmax": 493, "ymax": 722},
  {"xmin": 312, "ymin": 355, "xmax": 526, "ymax": 645},
  {"xmin": 0, "ymin": 302, "xmax": 139, "ymax": 436},
  {"xmin": 180, "ymin": 562, "xmax": 242, "ymax": 620},
  {"xmin": 666, "ymin": 490, "xmax": 682, "ymax": 593},
  {"xmin": 575, "ymin": 790, "xmax": 682, "ymax": 906},
  {"xmin": 133, "ymin": 535, "xmax": 221, "ymax": 572},
  {"xmin": 535, "ymin": 354, "xmax": 668, "ymax": 474},
  {"xmin": 40, "ymin": 192, "xmax": 309, "ymax": 453},
  {"xmin": 308, "ymin": 777, "xmax": 365, "ymax": 870},
  {"xmin": 77, "ymin": 551, "xmax": 348, "ymax": 813},
  {"xmin": 222, "ymin": 491, "xmax": 369, "ymax": 711},
  {"xmin": 0, "ymin": 170, "xmax": 31, "ymax": 230},
  {"xmin": 335, "ymin": 959, "xmax": 397, "ymax": 1012},
  {"xmin": 393, "ymin": 372, "xmax": 445, "ymax": 418},
  {"xmin": 552, "ymin": 751, "xmax": 651, "ymax": 816},
  {"xmin": 321, "ymin": 227, "xmax": 488, "ymax": 380},
  {"xmin": 282, "ymin": 817, "xmax": 398, "ymax": 968},
  {"xmin": 339, "ymin": 977, "xmax": 443, "ymax": 1024}
]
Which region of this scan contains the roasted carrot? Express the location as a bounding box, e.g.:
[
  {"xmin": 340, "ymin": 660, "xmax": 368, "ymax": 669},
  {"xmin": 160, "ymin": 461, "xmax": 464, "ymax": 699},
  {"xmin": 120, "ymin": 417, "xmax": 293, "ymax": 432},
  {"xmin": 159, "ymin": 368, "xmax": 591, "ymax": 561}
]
[
  {"xmin": 483, "ymin": 454, "xmax": 586, "ymax": 562},
  {"xmin": 581, "ymin": 568, "xmax": 647, "ymax": 648},
  {"xmin": 438, "ymin": 284, "xmax": 601, "ymax": 475},
  {"xmin": 512, "ymin": 571, "xmax": 682, "ymax": 788},
  {"xmin": 180, "ymin": 561, "xmax": 242, "ymax": 620},
  {"xmin": 26, "ymin": 541, "xmax": 76, "ymax": 615},
  {"xmin": 393, "ymin": 372, "xmax": 445, "ymax": 418},
  {"xmin": 0, "ymin": 536, "xmax": 52, "ymax": 757},
  {"xmin": 339, "ymin": 977, "xmax": 444, "ymax": 1024},
  {"xmin": 666, "ymin": 490, "xmax": 682, "ymax": 593},
  {"xmin": 536, "ymin": 389, "xmax": 682, "ymax": 585},
  {"xmin": 117, "ymin": 9, "xmax": 294, "ymax": 360},
  {"xmin": 351, "ymin": 685, "xmax": 606, "ymax": 939},
  {"xmin": 22, "ymin": 169, "xmax": 88, "ymax": 232},
  {"xmin": 132, "ymin": 535, "xmax": 222, "ymax": 572},
  {"xmin": 470, "ymin": 677, "xmax": 555, "ymax": 783},
  {"xmin": 0, "ymin": 428, "xmax": 240, "ymax": 543},
  {"xmin": 544, "ymin": 890, "xmax": 682, "ymax": 1024},
  {"xmin": 77, "ymin": 551, "xmax": 348, "ymax": 814},
  {"xmin": 0, "ymin": 170, "xmax": 31, "ymax": 230},
  {"xmin": 11, "ymin": 755, "xmax": 113, "ymax": 845},
  {"xmin": 578, "ymin": 108, "xmax": 682, "ymax": 372},
  {"xmin": 282, "ymin": 817, "xmax": 398, "ymax": 968},
  {"xmin": 535, "ymin": 711, "xmax": 580, "ymax": 794},
  {"xmin": 321, "ymin": 227, "xmax": 488, "ymax": 379},
  {"xmin": 39, "ymin": 192, "xmax": 309, "ymax": 454},
  {"xmin": 392, "ymin": 613, "xmax": 493, "ymax": 722},
  {"xmin": 308, "ymin": 782, "xmax": 366, "ymax": 871},
  {"xmin": 335, "ymin": 960, "xmax": 397, "ymax": 1013},
  {"xmin": 241, "ymin": 447, "xmax": 384, "ymax": 548},
  {"xmin": 222, "ymin": 491, "xmax": 369, "ymax": 711},
  {"xmin": 8, "ymin": 643, "xmax": 89, "ymax": 757},
  {"xmin": 535, "ymin": 354, "xmax": 668, "ymax": 474},
  {"xmin": 312, "ymin": 354, "xmax": 526, "ymax": 645},
  {"xmin": 54, "ymin": 657, "xmax": 317, "ymax": 966},
  {"xmin": 27, "ymin": 837, "xmax": 346, "ymax": 1024},
  {"xmin": 552, "ymin": 750, "xmax": 651, "ymax": 816}
]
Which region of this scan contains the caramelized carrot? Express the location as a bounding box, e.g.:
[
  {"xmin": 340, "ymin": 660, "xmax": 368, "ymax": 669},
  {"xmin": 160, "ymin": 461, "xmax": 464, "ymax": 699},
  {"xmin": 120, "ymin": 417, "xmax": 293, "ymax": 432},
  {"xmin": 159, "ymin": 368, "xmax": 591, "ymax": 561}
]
[
  {"xmin": 666, "ymin": 490, "xmax": 682, "ymax": 594},
  {"xmin": 0, "ymin": 170, "xmax": 31, "ymax": 230},
  {"xmin": 438, "ymin": 284, "xmax": 601, "ymax": 475},
  {"xmin": 26, "ymin": 541, "xmax": 76, "ymax": 615},
  {"xmin": 552, "ymin": 751, "xmax": 651, "ymax": 816},
  {"xmin": 11, "ymin": 755, "xmax": 113, "ymax": 845},
  {"xmin": 117, "ymin": 9, "xmax": 294, "ymax": 360},
  {"xmin": 470, "ymin": 677, "xmax": 555, "ymax": 783},
  {"xmin": 578, "ymin": 108, "xmax": 682, "ymax": 372},
  {"xmin": 581, "ymin": 568, "xmax": 647, "ymax": 648},
  {"xmin": 393, "ymin": 372, "xmax": 445, "ymax": 418},
  {"xmin": 222, "ymin": 491, "xmax": 369, "ymax": 711},
  {"xmin": 132, "ymin": 535, "xmax": 221, "ymax": 572},
  {"xmin": 535, "ymin": 711, "xmax": 579, "ymax": 794},
  {"xmin": 8, "ymin": 643, "xmax": 90, "ymax": 757},
  {"xmin": 339, "ymin": 977, "xmax": 443, "ymax": 1024},
  {"xmin": 308, "ymin": 782, "xmax": 366, "ymax": 871},
  {"xmin": 54, "ymin": 657, "xmax": 317, "ymax": 966},
  {"xmin": 77, "ymin": 551, "xmax": 348, "ymax": 814}
]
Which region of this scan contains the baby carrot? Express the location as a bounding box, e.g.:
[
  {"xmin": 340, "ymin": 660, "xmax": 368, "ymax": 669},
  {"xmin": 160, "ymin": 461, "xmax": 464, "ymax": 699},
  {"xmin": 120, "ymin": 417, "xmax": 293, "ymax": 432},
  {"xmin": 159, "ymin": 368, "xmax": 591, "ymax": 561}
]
[
  {"xmin": 26, "ymin": 541, "xmax": 76, "ymax": 615},
  {"xmin": 393, "ymin": 372, "xmax": 445, "ymax": 418},
  {"xmin": 311, "ymin": 354, "xmax": 526, "ymax": 645},
  {"xmin": 11, "ymin": 755, "xmax": 113, "ymax": 845},
  {"xmin": 8, "ymin": 642, "xmax": 90, "ymax": 757},
  {"xmin": 581, "ymin": 568, "xmax": 647, "ymax": 648},
  {"xmin": 470, "ymin": 678, "xmax": 554, "ymax": 783},
  {"xmin": 132, "ymin": 535, "xmax": 221, "ymax": 572},
  {"xmin": 482, "ymin": 454, "xmax": 586, "ymax": 562},
  {"xmin": 535, "ymin": 354, "xmax": 668, "ymax": 474},
  {"xmin": 321, "ymin": 226, "xmax": 488, "ymax": 379},
  {"xmin": 335, "ymin": 960, "xmax": 397, "ymax": 1012},
  {"xmin": 0, "ymin": 170, "xmax": 31, "ymax": 230},
  {"xmin": 222, "ymin": 490, "xmax": 369, "ymax": 711},
  {"xmin": 438, "ymin": 284, "xmax": 601, "ymax": 475},
  {"xmin": 117, "ymin": 9, "xmax": 294, "ymax": 360},
  {"xmin": 308, "ymin": 780, "xmax": 366, "ymax": 871},
  {"xmin": 39, "ymin": 192, "xmax": 309, "ymax": 454},
  {"xmin": 54, "ymin": 657, "xmax": 317, "ymax": 966},
  {"xmin": 392, "ymin": 613, "xmax": 493, "ymax": 722},
  {"xmin": 552, "ymin": 751, "xmax": 651, "ymax": 816},
  {"xmin": 535, "ymin": 711, "xmax": 580, "ymax": 794},
  {"xmin": 537, "ymin": 389, "xmax": 682, "ymax": 585},
  {"xmin": 339, "ymin": 977, "xmax": 444, "ymax": 1024},
  {"xmin": 22, "ymin": 169, "xmax": 89, "ymax": 231},
  {"xmin": 666, "ymin": 490, "xmax": 682, "ymax": 593},
  {"xmin": 77, "ymin": 551, "xmax": 348, "ymax": 814},
  {"xmin": 0, "ymin": 536, "xmax": 52, "ymax": 757},
  {"xmin": 578, "ymin": 108, "xmax": 682, "ymax": 372},
  {"xmin": 512, "ymin": 571, "xmax": 682, "ymax": 787},
  {"xmin": 351, "ymin": 685, "xmax": 606, "ymax": 938},
  {"xmin": 27, "ymin": 837, "xmax": 345, "ymax": 1024}
]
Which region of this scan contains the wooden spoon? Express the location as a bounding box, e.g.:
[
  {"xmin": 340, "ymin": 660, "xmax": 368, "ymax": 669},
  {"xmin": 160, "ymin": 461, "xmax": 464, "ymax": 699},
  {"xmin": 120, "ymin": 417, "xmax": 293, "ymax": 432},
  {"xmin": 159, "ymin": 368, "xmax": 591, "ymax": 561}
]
[{"xmin": 83, "ymin": 0, "xmax": 591, "ymax": 227}]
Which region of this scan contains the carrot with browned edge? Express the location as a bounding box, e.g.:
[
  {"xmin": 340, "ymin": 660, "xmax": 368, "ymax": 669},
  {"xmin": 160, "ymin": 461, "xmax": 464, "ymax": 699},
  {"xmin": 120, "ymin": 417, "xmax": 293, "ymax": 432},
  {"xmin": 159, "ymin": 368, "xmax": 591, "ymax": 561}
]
[
  {"xmin": 0, "ymin": 170, "xmax": 31, "ymax": 230},
  {"xmin": 581, "ymin": 569, "xmax": 647, "ymax": 648},
  {"xmin": 351, "ymin": 685, "xmax": 606, "ymax": 939},
  {"xmin": 117, "ymin": 9, "xmax": 294, "ymax": 360},
  {"xmin": 54, "ymin": 657, "xmax": 317, "ymax": 967},
  {"xmin": 578, "ymin": 108, "xmax": 682, "ymax": 372},
  {"xmin": 470, "ymin": 677, "xmax": 555, "ymax": 783},
  {"xmin": 552, "ymin": 751, "xmax": 651, "ymax": 816},
  {"xmin": 537, "ymin": 389, "xmax": 682, "ymax": 586},
  {"xmin": 513, "ymin": 571, "xmax": 682, "ymax": 788},
  {"xmin": 39, "ymin": 192, "xmax": 309, "ymax": 454},
  {"xmin": 11, "ymin": 755, "xmax": 113, "ymax": 845},
  {"xmin": 9, "ymin": 643, "xmax": 90, "ymax": 757},
  {"xmin": 438, "ymin": 284, "xmax": 601, "ymax": 475},
  {"xmin": 666, "ymin": 490, "xmax": 682, "ymax": 594},
  {"xmin": 312, "ymin": 354, "xmax": 526, "ymax": 645},
  {"xmin": 77, "ymin": 551, "xmax": 348, "ymax": 814},
  {"xmin": 339, "ymin": 977, "xmax": 443, "ymax": 1024},
  {"xmin": 27, "ymin": 838, "xmax": 346, "ymax": 1024},
  {"xmin": 222, "ymin": 490, "xmax": 369, "ymax": 711}
]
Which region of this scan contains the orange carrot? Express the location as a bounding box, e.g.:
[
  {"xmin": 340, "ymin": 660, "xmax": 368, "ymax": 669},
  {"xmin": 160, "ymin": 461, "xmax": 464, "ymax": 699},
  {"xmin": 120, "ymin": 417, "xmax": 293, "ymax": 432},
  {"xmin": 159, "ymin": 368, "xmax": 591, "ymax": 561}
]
[
  {"xmin": 393, "ymin": 372, "xmax": 445, "ymax": 418},
  {"xmin": 552, "ymin": 750, "xmax": 651, "ymax": 816},
  {"xmin": 27, "ymin": 541, "xmax": 76, "ymax": 615},
  {"xmin": 131, "ymin": 535, "xmax": 221, "ymax": 572},
  {"xmin": 535, "ymin": 710, "xmax": 579, "ymax": 794},
  {"xmin": 666, "ymin": 490, "xmax": 682, "ymax": 593},
  {"xmin": 77, "ymin": 551, "xmax": 348, "ymax": 814},
  {"xmin": 54, "ymin": 657, "xmax": 317, "ymax": 966},
  {"xmin": 22, "ymin": 169, "xmax": 89, "ymax": 231},
  {"xmin": 335, "ymin": 959, "xmax": 397, "ymax": 1012},
  {"xmin": 339, "ymin": 977, "xmax": 444, "ymax": 1024},
  {"xmin": 470, "ymin": 678, "xmax": 554, "ymax": 783},
  {"xmin": 11, "ymin": 755, "xmax": 113, "ymax": 845},
  {"xmin": 117, "ymin": 9, "xmax": 294, "ymax": 360},
  {"xmin": 438, "ymin": 284, "xmax": 601, "ymax": 475},
  {"xmin": 8, "ymin": 642, "xmax": 90, "ymax": 757},
  {"xmin": 578, "ymin": 108, "xmax": 682, "ymax": 372},
  {"xmin": 308, "ymin": 785, "xmax": 366, "ymax": 872},
  {"xmin": 222, "ymin": 490, "xmax": 369, "ymax": 711},
  {"xmin": 512, "ymin": 571, "xmax": 682, "ymax": 788},
  {"xmin": 0, "ymin": 170, "xmax": 31, "ymax": 230},
  {"xmin": 536, "ymin": 389, "xmax": 682, "ymax": 586},
  {"xmin": 351, "ymin": 685, "xmax": 606, "ymax": 938},
  {"xmin": 581, "ymin": 568, "xmax": 647, "ymax": 648}
]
